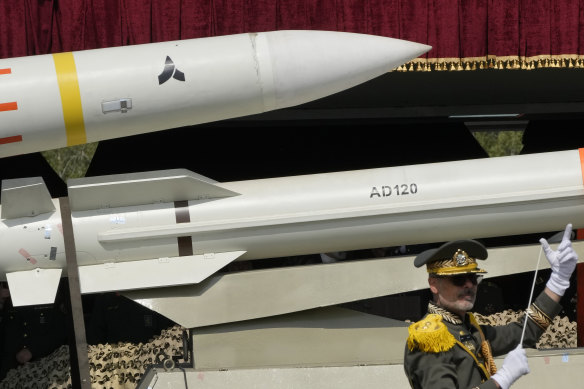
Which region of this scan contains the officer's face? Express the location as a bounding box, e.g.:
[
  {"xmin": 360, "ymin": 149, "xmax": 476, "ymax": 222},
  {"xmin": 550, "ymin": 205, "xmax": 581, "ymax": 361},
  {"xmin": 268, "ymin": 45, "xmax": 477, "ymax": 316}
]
[{"xmin": 429, "ymin": 274, "xmax": 478, "ymax": 317}]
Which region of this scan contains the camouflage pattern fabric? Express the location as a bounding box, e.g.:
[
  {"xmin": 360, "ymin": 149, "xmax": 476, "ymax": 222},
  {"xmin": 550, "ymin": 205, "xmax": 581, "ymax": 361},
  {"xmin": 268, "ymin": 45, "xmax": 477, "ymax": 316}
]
[
  {"xmin": 0, "ymin": 314, "xmax": 577, "ymax": 388},
  {"xmin": 0, "ymin": 325, "xmax": 185, "ymax": 389}
]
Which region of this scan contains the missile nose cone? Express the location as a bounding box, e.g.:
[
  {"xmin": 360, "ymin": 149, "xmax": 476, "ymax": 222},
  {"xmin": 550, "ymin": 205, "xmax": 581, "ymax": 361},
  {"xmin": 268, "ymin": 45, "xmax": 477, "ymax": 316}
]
[
  {"xmin": 403, "ymin": 41, "xmax": 433, "ymax": 62},
  {"xmin": 261, "ymin": 30, "xmax": 431, "ymax": 109}
]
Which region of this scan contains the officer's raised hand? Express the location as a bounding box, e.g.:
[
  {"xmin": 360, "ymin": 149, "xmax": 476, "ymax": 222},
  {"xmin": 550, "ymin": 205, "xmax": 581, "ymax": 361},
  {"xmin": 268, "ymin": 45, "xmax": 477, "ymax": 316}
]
[{"xmin": 540, "ymin": 223, "xmax": 578, "ymax": 297}]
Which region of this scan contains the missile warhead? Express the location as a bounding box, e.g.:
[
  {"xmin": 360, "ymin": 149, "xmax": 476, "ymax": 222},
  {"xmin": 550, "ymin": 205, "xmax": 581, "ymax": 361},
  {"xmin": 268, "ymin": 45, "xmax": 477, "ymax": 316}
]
[{"xmin": 0, "ymin": 30, "xmax": 431, "ymax": 157}]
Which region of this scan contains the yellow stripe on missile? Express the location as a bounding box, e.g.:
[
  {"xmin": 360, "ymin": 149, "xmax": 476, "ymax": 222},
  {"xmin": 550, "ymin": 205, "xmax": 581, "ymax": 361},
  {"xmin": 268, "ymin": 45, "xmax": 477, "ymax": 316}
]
[{"xmin": 53, "ymin": 52, "xmax": 87, "ymax": 146}]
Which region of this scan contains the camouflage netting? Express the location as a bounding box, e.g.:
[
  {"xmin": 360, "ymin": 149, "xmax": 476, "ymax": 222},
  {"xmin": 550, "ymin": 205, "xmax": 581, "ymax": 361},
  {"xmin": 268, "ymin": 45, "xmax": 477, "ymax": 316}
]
[
  {"xmin": 0, "ymin": 325, "xmax": 186, "ymax": 389},
  {"xmin": 0, "ymin": 313, "xmax": 578, "ymax": 389},
  {"xmin": 474, "ymin": 309, "xmax": 578, "ymax": 349}
]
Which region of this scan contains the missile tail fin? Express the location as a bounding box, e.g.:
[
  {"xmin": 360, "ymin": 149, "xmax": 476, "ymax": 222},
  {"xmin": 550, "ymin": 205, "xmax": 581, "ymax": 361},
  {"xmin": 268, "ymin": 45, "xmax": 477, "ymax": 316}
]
[
  {"xmin": 78, "ymin": 250, "xmax": 245, "ymax": 294},
  {"xmin": 68, "ymin": 169, "xmax": 240, "ymax": 211},
  {"xmin": 1, "ymin": 177, "xmax": 56, "ymax": 219},
  {"xmin": 6, "ymin": 268, "xmax": 62, "ymax": 306}
]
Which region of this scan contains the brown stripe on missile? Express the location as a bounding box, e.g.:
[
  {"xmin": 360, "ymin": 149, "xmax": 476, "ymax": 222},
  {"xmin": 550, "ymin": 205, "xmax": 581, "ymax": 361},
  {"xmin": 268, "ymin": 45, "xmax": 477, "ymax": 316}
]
[{"xmin": 174, "ymin": 200, "xmax": 193, "ymax": 256}]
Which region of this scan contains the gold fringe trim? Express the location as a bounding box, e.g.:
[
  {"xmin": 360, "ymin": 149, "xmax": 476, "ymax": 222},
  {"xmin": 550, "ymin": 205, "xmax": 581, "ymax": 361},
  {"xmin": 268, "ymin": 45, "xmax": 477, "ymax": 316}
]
[
  {"xmin": 395, "ymin": 54, "xmax": 584, "ymax": 72},
  {"xmin": 481, "ymin": 340, "xmax": 498, "ymax": 376},
  {"xmin": 469, "ymin": 313, "xmax": 496, "ymax": 378},
  {"xmin": 407, "ymin": 314, "xmax": 456, "ymax": 353}
]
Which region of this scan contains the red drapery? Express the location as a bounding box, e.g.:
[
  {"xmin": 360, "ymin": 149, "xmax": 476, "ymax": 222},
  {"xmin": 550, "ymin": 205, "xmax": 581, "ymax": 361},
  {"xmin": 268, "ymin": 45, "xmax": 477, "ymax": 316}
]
[{"xmin": 1, "ymin": 0, "xmax": 584, "ymax": 70}]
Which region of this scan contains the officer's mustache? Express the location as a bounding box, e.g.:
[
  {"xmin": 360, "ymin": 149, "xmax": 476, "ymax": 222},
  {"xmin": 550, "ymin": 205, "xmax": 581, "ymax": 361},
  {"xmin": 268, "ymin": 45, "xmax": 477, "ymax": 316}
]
[{"xmin": 459, "ymin": 290, "xmax": 476, "ymax": 299}]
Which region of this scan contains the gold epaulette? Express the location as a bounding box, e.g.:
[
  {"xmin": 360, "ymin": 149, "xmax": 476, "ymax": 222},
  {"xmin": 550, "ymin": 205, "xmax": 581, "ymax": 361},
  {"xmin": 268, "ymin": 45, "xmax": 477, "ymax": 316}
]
[{"xmin": 407, "ymin": 314, "xmax": 456, "ymax": 353}]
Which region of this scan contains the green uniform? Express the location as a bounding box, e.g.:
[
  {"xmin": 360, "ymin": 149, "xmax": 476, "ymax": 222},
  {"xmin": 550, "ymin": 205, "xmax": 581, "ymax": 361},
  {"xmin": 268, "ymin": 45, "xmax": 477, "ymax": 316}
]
[{"xmin": 404, "ymin": 291, "xmax": 561, "ymax": 389}]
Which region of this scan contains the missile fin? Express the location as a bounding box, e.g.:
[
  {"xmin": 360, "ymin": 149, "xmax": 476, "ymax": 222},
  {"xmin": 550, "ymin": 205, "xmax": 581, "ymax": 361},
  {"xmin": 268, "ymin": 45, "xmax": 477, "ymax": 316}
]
[
  {"xmin": 1, "ymin": 177, "xmax": 56, "ymax": 219},
  {"xmin": 68, "ymin": 168, "xmax": 240, "ymax": 211},
  {"xmin": 78, "ymin": 250, "xmax": 245, "ymax": 294},
  {"xmin": 6, "ymin": 268, "xmax": 62, "ymax": 306}
]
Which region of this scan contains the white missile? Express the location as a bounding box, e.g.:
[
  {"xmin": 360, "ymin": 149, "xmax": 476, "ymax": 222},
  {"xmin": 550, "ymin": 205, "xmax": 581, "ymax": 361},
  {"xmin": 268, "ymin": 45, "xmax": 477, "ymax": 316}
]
[
  {"xmin": 1, "ymin": 148, "xmax": 583, "ymax": 307},
  {"xmin": 0, "ymin": 30, "xmax": 430, "ymax": 158}
]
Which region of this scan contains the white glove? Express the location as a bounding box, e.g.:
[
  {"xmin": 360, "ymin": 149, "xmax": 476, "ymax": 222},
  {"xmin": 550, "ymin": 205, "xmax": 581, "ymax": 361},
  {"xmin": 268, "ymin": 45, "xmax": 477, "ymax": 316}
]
[
  {"xmin": 491, "ymin": 345, "xmax": 530, "ymax": 389},
  {"xmin": 540, "ymin": 223, "xmax": 578, "ymax": 296}
]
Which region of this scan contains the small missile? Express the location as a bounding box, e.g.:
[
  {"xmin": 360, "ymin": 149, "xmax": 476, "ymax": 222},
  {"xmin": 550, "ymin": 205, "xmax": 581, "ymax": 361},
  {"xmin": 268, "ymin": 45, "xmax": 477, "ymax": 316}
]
[
  {"xmin": 1, "ymin": 149, "xmax": 583, "ymax": 306},
  {"xmin": 0, "ymin": 30, "xmax": 430, "ymax": 158}
]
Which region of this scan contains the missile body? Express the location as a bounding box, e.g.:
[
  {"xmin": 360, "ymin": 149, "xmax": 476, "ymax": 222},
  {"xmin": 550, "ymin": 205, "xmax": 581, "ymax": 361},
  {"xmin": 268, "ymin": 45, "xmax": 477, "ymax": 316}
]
[
  {"xmin": 1, "ymin": 149, "xmax": 583, "ymax": 306},
  {"xmin": 0, "ymin": 30, "xmax": 430, "ymax": 158}
]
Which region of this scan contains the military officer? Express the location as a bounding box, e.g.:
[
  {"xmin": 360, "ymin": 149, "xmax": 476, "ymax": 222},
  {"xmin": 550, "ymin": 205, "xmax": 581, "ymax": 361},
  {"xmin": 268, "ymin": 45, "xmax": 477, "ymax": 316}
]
[{"xmin": 403, "ymin": 224, "xmax": 578, "ymax": 389}]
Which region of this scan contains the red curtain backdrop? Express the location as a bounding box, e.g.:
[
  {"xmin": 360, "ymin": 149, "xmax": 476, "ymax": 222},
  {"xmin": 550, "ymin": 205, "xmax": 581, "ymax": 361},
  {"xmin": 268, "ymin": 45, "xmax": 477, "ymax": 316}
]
[{"xmin": 1, "ymin": 0, "xmax": 584, "ymax": 70}]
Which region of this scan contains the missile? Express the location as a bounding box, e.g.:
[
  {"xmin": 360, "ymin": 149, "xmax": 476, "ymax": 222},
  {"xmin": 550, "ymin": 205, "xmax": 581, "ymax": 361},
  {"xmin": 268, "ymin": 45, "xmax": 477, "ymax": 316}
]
[
  {"xmin": 1, "ymin": 148, "xmax": 583, "ymax": 307},
  {"xmin": 0, "ymin": 30, "xmax": 430, "ymax": 158}
]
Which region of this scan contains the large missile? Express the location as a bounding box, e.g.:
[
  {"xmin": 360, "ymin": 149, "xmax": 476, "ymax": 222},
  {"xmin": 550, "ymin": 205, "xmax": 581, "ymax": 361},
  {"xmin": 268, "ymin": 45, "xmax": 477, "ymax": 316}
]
[
  {"xmin": 0, "ymin": 30, "xmax": 430, "ymax": 158},
  {"xmin": 1, "ymin": 149, "xmax": 583, "ymax": 307}
]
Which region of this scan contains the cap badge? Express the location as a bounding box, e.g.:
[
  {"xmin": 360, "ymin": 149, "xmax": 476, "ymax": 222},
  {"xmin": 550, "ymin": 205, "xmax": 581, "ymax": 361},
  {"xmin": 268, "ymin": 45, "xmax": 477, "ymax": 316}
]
[{"xmin": 454, "ymin": 250, "xmax": 469, "ymax": 266}]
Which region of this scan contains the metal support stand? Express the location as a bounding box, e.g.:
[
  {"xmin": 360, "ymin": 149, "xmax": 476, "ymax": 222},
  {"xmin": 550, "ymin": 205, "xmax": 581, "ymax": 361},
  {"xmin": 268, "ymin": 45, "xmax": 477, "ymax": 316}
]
[{"xmin": 59, "ymin": 197, "xmax": 92, "ymax": 388}]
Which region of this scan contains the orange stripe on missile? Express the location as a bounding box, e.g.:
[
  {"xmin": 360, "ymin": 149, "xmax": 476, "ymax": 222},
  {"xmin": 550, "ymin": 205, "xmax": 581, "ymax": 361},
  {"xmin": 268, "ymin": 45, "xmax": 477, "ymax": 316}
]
[
  {"xmin": 0, "ymin": 71, "xmax": 18, "ymax": 114},
  {"xmin": 0, "ymin": 70, "xmax": 21, "ymax": 144},
  {"xmin": 0, "ymin": 135, "xmax": 22, "ymax": 145},
  {"xmin": 0, "ymin": 102, "xmax": 17, "ymax": 112},
  {"xmin": 53, "ymin": 52, "xmax": 87, "ymax": 146}
]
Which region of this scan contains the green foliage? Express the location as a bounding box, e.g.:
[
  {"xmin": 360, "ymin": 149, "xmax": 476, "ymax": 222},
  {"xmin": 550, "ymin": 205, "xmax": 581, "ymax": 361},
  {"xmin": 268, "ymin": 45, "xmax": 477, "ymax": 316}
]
[
  {"xmin": 472, "ymin": 131, "xmax": 524, "ymax": 157},
  {"xmin": 41, "ymin": 142, "xmax": 98, "ymax": 182}
]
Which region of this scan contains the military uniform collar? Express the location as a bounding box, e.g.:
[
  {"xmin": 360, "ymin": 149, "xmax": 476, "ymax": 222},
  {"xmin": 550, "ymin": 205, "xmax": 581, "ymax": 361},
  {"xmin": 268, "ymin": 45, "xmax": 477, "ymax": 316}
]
[{"xmin": 427, "ymin": 301, "xmax": 464, "ymax": 325}]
